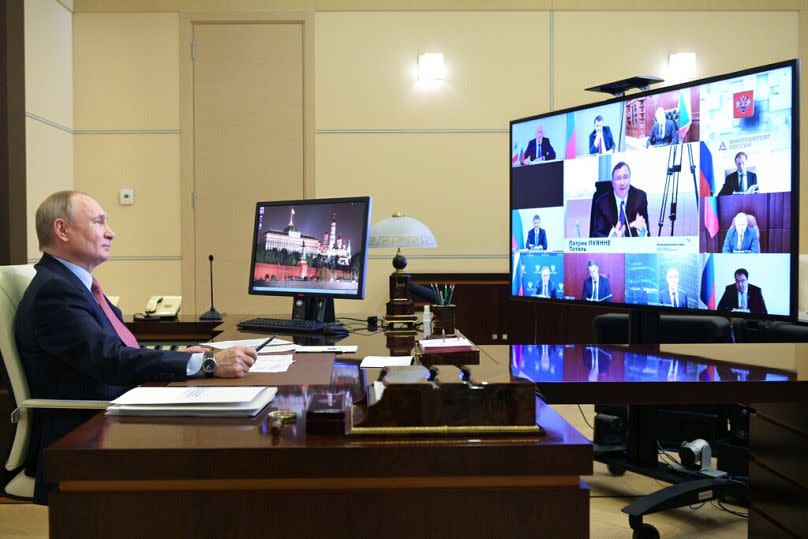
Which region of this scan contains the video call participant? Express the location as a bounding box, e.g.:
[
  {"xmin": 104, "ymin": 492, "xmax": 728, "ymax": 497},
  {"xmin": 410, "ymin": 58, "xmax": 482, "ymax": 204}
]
[
  {"xmin": 722, "ymin": 212, "xmax": 761, "ymax": 253},
  {"xmin": 536, "ymin": 266, "xmax": 557, "ymax": 299},
  {"xmin": 525, "ymin": 214, "xmax": 547, "ymax": 250},
  {"xmin": 659, "ymin": 267, "xmax": 688, "ymax": 308},
  {"xmin": 717, "ymin": 151, "xmax": 758, "ymax": 195},
  {"xmin": 15, "ymin": 191, "xmax": 258, "ymax": 504},
  {"xmin": 521, "ymin": 124, "xmax": 556, "ymax": 164},
  {"xmin": 591, "ymin": 162, "xmax": 649, "ymax": 238},
  {"xmin": 581, "ymin": 260, "xmax": 612, "ymax": 302},
  {"xmin": 717, "ymin": 267, "xmax": 768, "ymax": 315},
  {"xmin": 646, "ymin": 106, "xmax": 678, "ymax": 147},
  {"xmin": 588, "ymin": 115, "xmax": 615, "ymax": 155}
]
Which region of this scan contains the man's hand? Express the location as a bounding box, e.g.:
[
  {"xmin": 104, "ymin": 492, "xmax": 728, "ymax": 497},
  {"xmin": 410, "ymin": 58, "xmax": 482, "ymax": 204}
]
[
  {"xmin": 630, "ymin": 213, "xmax": 647, "ymax": 233},
  {"xmin": 611, "ymin": 222, "xmax": 626, "ymax": 238},
  {"xmin": 213, "ymin": 345, "xmax": 257, "ymax": 378}
]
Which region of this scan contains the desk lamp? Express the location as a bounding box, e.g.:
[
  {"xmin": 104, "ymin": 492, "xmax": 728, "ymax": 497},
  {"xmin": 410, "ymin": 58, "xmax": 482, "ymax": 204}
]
[{"xmin": 369, "ymin": 211, "xmax": 437, "ymax": 327}]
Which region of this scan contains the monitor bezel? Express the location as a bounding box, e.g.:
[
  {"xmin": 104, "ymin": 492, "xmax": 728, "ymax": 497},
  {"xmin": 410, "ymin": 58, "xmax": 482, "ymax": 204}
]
[
  {"xmin": 508, "ymin": 59, "xmax": 800, "ymax": 322},
  {"xmin": 247, "ymin": 196, "xmax": 372, "ymax": 301}
]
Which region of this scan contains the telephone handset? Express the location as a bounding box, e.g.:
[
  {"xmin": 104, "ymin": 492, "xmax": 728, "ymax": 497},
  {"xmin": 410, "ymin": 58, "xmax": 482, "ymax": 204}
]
[{"xmin": 143, "ymin": 296, "xmax": 182, "ymax": 318}]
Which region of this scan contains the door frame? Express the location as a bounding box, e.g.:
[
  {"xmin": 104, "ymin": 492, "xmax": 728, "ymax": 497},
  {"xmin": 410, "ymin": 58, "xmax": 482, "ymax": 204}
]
[{"xmin": 179, "ymin": 11, "xmax": 315, "ymax": 313}]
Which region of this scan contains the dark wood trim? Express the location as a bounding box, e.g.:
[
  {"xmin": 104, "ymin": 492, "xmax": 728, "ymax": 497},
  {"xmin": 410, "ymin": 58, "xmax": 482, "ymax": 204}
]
[{"xmin": 0, "ymin": 0, "xmax": 26, "ymax": 265}]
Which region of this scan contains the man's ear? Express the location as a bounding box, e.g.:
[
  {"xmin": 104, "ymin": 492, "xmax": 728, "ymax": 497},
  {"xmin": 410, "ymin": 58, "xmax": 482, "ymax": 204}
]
[{"xmin": 53, "ymin": 218, "xmax": 69, "ymax": 243}]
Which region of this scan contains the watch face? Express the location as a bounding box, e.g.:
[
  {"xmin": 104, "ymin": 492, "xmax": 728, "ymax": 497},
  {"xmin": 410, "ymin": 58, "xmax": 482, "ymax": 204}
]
[{"xmin": 202, "ymin": 354, "xmax": 216, "ymax": 375}]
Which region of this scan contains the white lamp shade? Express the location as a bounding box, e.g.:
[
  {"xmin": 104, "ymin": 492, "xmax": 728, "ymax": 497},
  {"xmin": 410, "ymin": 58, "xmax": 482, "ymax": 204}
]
[{"xmin": 369, "ymin": 215, "xmax": 437, "ymax": 249}]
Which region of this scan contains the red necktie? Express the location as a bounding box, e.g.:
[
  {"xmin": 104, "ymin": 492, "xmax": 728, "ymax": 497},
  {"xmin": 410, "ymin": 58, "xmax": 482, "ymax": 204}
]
[{"xmin": 91, "ymin": 277, "xmax": 140, "ymax": 348}]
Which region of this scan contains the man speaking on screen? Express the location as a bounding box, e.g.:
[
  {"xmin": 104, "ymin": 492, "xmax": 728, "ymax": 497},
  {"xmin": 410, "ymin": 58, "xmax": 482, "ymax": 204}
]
[{"xmin": 591, "ymin": 162, "xmax": 649, "ymax": 238}]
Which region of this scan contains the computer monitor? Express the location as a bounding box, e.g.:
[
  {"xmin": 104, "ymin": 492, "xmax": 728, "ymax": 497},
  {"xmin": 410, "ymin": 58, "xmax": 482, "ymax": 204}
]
[
  {"xmin": 509, "ymin": 60, "xmax": 799, "ymax": 325},
  {"xmin": 247, "ymin": 196, "xmax": 372, "ymax": 322}
]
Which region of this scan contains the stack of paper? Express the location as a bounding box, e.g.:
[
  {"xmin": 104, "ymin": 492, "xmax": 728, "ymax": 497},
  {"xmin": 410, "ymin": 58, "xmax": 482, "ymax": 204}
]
[{"xmin": 106, "ymin": 386, "xmax": 278, "ymax": 417}]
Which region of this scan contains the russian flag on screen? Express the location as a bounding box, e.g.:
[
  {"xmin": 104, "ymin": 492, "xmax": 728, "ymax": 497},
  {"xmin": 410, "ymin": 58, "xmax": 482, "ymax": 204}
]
[
  {"xmin": 700, "ymin": 254, "xmax": 716, "ymax": 310},
  {"xmin": 699, "ymin": 141, "xmax": 715, "ymax": 196},
  {"xmin": 512, "ymin": 141, "xmax": 519, "ymax": 164},
  {"xmin": 512, "ymin": 258, "xmax": 524, "ymax": 296},
  {"xmin": 704, "ymin": 196, "xmax": 719, "ymax": 238},
  {"xmin": 565, "ymin": 113, "xmax": 576, "ymax": 159},
  {"xmin": 511, "ymin": 211, "xmax": 524, "ymax": 252},
  {"xmin": 677, "ymin": 89, "xmax": 692, "ymax": 141}
]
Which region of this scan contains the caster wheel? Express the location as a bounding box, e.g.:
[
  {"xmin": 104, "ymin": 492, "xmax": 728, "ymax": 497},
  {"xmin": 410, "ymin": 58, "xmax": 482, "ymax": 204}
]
[
  {"xmin": 607, "ymin": 463, "xmax": 626, "ymax": 476},
  {"xmin": 632, "ymin": 523, "xmax": 660, "ymax": 539}
]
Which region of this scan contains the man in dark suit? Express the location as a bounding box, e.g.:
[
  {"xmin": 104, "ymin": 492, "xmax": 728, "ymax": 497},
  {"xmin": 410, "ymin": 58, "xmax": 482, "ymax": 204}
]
[
  {"xmin": 659, "ymin": 267, "xmax": 688, "ymax": 308},
  {"xmin": 588, "ymin": 115, "xmax": 615, "ymax": 154},
  {"xmin": 722, "ymin": 212, "xmax": 761, "ymax": 253},
  {"xmin": 717, "ymin": 268, "xmax": 767, "ymax": 314},
  {"xmin": 717, "ymin": 151, "xmax": 758, "ymax": 195},
  {"xmin": 521, "ymin": 124, "xmax": 556, "ymax": 164},
  {"xmin": 535, "ymin": 266, "xmax": 558, "ymax": 298},
  {"xmin": 646, "ymin": 106, "xmax": 678, "ymax": 147},
  {"xmin": 581, "ymin": 260, "xmax": 612, "ymax": 302},
  {"xmin": 525, "ymin": 214, "xmax": 547, "ymax": 250},
  {"xmin": 15, "ymin": 191, "xmax": 258, "ymax": 504},
  {"xmin": 591, "ymin": 162, "xmax": 650, "ymax": 238}
]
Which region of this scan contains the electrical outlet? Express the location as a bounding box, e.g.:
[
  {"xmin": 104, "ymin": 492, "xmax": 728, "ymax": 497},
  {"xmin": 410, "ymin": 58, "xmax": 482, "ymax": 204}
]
[{"xmin": 120, "ymin": 188, "xmax": 134, "ymax": 205}]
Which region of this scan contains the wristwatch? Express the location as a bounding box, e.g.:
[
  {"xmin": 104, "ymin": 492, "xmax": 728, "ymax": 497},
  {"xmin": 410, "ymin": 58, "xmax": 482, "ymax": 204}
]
[{"xmin": 201, "ymin": 350, "xmax": 217, "ymax": 377}]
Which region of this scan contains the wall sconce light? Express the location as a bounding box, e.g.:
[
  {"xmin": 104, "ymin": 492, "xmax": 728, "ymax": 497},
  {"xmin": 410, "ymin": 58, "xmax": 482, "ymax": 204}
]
[
  {"xmin": 668, "ymin": 52, "xmax": 696, "ymax": 83},
  {"xmin": 417, "ymin": 53, "xmax": 446, "ymax": 83}
]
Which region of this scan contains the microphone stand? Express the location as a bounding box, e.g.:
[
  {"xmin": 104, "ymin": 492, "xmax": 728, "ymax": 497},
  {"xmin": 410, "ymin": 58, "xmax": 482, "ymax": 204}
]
[{"xmin": 199, "ymin": 254, "xmax": 222, "ymax": 321}]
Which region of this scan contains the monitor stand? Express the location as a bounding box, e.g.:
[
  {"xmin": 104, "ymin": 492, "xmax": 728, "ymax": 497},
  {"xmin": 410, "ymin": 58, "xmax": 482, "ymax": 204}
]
[{"xmin": 291, "ymin": 296, "xmax": 336, "ymax": 324}]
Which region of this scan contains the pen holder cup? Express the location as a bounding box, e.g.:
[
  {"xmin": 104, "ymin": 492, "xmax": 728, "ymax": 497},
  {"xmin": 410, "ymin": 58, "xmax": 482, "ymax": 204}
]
[{"xmin": 431, "ymin": 304, "xmax": 456, "ymax": 336}]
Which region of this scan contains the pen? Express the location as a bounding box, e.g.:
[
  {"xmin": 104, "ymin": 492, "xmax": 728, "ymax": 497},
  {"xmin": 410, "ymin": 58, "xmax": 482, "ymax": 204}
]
[{"xmin": 255, "ymin": 335, "xmax": 276, "ymax": 352}]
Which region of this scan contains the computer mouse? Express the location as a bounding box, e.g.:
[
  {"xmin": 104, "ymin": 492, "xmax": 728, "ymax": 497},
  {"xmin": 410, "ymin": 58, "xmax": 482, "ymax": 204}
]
[{"xmin": 322, "ymin": 324, "xmax": 349, "ymax": 335}]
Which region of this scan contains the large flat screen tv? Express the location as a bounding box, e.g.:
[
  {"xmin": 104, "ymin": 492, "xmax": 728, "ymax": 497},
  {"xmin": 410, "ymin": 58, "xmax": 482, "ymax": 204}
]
[{"xmin": 509, "ymin": 60, "xmax": 798, "ymax": 320}]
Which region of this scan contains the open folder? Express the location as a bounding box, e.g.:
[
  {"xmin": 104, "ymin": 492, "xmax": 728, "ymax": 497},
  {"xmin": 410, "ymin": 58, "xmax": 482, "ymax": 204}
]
[{"xmin": 106, "ymin": 386, "xmax": 278, "ymax": 417}]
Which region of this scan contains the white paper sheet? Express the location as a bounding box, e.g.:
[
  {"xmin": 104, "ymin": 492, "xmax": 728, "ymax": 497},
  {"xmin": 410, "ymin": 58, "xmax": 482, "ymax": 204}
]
[
  {"xmin": 360, "ymin": 356, "xmax": 413, "ymax": 368},
  {"xmin": 249, "ymin": 354, "xmax": 295, "ymax": 373}
]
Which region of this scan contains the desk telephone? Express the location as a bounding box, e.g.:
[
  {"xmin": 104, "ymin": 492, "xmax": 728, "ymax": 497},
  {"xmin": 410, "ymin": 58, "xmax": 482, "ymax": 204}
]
[{"xmin": 144, "ymin": 296, "xmax": 182, "ymax": 318}]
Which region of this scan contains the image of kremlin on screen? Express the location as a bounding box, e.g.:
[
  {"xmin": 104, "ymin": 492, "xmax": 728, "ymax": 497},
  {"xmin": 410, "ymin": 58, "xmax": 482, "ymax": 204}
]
[{"xmin": 251, "ymin": 203, "xmax": 364, "ymax": 294}]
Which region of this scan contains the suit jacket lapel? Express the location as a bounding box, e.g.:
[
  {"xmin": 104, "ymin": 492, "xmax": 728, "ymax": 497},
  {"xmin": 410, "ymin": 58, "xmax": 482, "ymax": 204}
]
[{"xmin": 38, "ymin": 253, "xmax": 111, "ymax": 330}]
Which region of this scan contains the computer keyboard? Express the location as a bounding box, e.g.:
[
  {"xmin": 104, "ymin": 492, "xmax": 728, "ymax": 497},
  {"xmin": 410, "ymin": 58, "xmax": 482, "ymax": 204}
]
[{"xmin": 237, "ymin": 317, "xmax": 327, "ymax": 333}]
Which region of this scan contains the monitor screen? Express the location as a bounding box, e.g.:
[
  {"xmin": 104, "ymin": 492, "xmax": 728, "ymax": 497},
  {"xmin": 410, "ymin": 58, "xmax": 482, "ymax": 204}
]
[
  {"xmin": 248, "ymin": 196, "xmax": 372, "ymax": 300},
  {"xmin": 509, "ymin": 60, "xmax": 798, "ymax": 320}
]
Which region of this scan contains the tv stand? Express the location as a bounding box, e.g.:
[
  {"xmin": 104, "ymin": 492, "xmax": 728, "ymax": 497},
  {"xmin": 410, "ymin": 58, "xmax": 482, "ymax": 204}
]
[
  {"xmin": 594, "ymin": 310, "xmax": 749, "ymax": 537},
  {"xmin": 291, "ymin": 296, "xmax": 336, "ymax": 324}
]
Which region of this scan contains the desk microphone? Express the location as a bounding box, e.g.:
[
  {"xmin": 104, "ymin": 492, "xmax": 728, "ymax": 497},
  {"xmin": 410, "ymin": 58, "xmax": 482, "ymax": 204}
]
[
  {"xmin": 199, "ymin": 254, "xmax": 222, "ymax": 321},
  {"xmin": 576, "ymin": 219, "xmax": 581, "ymax": 238}
]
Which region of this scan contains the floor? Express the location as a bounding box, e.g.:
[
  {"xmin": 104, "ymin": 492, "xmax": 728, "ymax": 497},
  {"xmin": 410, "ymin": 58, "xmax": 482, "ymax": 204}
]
[{"xmin": 0, "ymin": 404, "xmax": 747, "ymax": 538}]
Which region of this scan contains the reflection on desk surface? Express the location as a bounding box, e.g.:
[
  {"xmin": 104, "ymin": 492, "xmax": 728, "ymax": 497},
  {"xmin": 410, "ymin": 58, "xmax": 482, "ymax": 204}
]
[{"xmin": 511, "ymin": 344, "xmax": 796, "ymax": 384}]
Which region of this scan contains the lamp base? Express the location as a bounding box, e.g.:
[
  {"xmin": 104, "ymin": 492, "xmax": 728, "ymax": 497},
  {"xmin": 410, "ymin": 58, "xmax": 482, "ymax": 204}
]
[{"xmin": 387, "ymin": 271, "xmax": 415, "ymax": 318}]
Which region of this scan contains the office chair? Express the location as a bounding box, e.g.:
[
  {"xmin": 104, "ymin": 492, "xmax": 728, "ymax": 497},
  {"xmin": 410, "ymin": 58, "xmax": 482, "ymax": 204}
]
[
  {"xmin": 0, "ymin": 264, "xmax": 108, "ymax": 499},
  {"xmin": 588, "ymin": 180, "xmax": 614, "ymax": 236},
  {"xmin": 592, "ymin": 313, "xmax": 747, "ymax": 538}
]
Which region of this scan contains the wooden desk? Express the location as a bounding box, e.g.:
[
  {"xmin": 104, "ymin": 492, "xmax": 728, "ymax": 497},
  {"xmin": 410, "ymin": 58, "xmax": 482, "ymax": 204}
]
[
  {"xmin": 126, "ymin": 315, "xmax": 223, "ymax": 343},
  {"xmin": 45, "ymin": 322, "xmax": 593, "ymax": 539}
]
